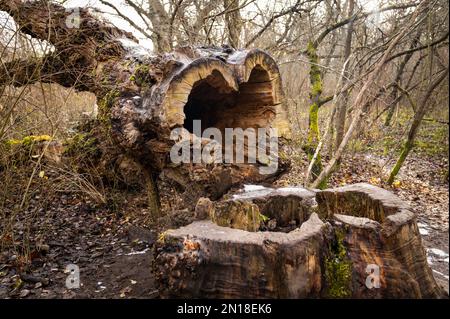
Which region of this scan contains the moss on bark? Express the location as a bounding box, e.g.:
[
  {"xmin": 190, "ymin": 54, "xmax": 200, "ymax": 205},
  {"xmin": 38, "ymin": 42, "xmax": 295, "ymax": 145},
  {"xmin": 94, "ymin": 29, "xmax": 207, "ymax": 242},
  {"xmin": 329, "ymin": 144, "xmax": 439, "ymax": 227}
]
[
  {"xmin": 324, "ymin": 229, "xmax": 352, "ymax": 298},
  {"xmin": 305, "ymin": 41, "xmax": 325, "ymax": 187},
  {"xmin": 387, "ymin": 140, "xmax": 413, "ymax": 184}
]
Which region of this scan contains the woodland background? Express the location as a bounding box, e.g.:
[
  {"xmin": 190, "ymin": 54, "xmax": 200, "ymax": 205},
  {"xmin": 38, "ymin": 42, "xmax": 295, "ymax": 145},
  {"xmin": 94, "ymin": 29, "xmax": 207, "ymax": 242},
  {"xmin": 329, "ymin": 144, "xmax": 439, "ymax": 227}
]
[{"xmin": 0, "ymin": 0, "xmax": 448, "ymax": 298}]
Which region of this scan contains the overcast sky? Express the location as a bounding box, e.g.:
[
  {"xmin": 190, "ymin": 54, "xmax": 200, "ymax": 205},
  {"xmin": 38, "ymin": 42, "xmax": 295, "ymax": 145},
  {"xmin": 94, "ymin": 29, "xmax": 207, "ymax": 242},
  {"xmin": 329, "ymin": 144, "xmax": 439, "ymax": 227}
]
[
  {"xmin": 63, "ymin": 0, "xmax": 382, "ymax": 51},
  {"xmin": 0, "ymin": 0, "xmax": 382, "ymax": 52}
]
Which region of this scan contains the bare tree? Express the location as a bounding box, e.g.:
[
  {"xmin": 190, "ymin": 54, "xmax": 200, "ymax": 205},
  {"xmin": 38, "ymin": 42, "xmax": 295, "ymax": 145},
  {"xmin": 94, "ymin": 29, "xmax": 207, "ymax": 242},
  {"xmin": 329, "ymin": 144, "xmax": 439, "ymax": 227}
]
[
  {"xmin": 310, "ymin": 0, "xmax": 434, "ymax": 188},
  {"xmin": 333, "ymin": 0, "xmax": 354, "ymax": 153},
  {"xmin": 387, "ymin": 66, "xmax": 449, "ymax": 183},
  {"xmin": 223, "ymin": 0, "xmax": 243, "ymax": 48}
]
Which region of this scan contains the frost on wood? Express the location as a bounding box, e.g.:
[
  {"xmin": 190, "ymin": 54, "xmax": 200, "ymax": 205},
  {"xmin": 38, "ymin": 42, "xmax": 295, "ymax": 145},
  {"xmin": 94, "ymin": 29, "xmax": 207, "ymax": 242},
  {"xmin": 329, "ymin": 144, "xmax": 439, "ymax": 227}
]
[{"xmin": 154, "ymin": 183, "xmax": 446, "ymax": 298}]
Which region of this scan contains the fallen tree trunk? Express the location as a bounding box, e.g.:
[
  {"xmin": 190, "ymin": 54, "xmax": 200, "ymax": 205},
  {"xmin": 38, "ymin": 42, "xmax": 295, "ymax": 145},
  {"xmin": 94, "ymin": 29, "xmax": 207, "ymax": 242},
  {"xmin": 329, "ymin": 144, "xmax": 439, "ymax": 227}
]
[{"xmin": 0, "ymin": 0, "xmax": 290, "ymax": 203}]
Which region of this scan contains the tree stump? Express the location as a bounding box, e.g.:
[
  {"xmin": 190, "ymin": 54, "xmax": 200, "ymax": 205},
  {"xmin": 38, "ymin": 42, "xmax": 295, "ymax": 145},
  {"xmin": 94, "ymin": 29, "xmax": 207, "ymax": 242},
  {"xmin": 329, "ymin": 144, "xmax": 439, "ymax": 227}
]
[{"xmin": 154, "ymin": 183, "xmax": 446, "ymax": 298}]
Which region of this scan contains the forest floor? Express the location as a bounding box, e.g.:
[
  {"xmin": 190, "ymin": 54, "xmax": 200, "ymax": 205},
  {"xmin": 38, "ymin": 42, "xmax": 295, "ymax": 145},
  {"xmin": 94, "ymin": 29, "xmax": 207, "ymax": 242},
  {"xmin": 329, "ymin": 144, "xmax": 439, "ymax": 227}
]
[{"xmin": 0, "ymin": 121, "xmax": 448, "ymax": 298}]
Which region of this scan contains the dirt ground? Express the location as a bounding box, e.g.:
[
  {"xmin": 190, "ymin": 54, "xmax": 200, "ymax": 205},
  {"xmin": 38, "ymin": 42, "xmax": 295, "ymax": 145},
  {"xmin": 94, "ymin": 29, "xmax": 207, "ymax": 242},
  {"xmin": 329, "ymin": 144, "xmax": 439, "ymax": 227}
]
[{"xmin": 0, "ymin": 147, "xmax": 448, "ymax": 298}]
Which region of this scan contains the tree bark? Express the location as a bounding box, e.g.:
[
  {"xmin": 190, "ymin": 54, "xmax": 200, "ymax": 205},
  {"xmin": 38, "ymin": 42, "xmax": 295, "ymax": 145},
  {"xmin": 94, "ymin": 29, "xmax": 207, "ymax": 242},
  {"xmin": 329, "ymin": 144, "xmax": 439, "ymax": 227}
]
[
  {"xmin": 304, "ymin": 41, "xmax": 325, "ymax": 187},
  {"xmin": 223, "ymin": 0, "xmax": 242, "ymax": 48},
  {"xmin": 147, "ymin": 0, "xmax": 172, "ymax": 52}
]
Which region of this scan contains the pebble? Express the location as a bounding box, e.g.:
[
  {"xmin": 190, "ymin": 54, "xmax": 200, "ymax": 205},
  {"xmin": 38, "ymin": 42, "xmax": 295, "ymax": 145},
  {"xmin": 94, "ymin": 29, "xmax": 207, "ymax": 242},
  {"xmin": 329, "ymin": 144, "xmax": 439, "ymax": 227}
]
[
  {"xmin": 20, "ymin": 289, "xmax": 30, "ymax": 298},
  {"xmin": 37, "ymin": 244, "xmax": 50, "ymax": 253}
]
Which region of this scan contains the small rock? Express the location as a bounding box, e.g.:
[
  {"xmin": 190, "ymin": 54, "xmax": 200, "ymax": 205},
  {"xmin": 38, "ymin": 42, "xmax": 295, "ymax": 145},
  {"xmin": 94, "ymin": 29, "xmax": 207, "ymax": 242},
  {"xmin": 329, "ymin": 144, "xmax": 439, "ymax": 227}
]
[
  {"xmin": 267, "ymin": 219, "xmax": 277, "ymax": 231},
  {"xmin": 20, "ymin": 289, "xmax": 30, "ymax": 298},
  {"xmin": 119, "ymin": 286, "xmax": 132, "ymax": 298},
  {"xmin": 40, "ymin": 289, "xmax": 50, "ymax": 296},
  {"xmin": 37, "ymin": 244, "xmax": 50, "ymax": 253},
  {"xmin": 148, "ymin": 289, "xmax": 159, "ymax": 298}
]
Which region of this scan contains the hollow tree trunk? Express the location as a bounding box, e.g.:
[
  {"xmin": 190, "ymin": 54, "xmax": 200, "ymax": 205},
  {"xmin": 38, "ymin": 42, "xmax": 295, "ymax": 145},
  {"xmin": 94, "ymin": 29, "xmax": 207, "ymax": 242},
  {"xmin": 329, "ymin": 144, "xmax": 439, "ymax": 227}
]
[{"xmin": 0, "ymin": 0, "xmax": 290, "ymax": 203}]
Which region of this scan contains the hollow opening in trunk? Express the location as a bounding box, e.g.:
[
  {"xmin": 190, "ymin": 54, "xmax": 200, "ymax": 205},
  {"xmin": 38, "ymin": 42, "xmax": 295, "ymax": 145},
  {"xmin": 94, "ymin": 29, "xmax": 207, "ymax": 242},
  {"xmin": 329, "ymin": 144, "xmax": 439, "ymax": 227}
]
[
  {"xmin": 316, "ymin": 189, "xmax": 391, "ymax": 223},
  {"xmin": 183, "ymin": 70, "xmax": 237, "ymax": 135},
  {"xmin": 183, "ymin": 66, "xmax": 276, "ymax": 137},
  {"xmin": 258, "ymin": 195, "xmax": 313, "ymax": 232}
]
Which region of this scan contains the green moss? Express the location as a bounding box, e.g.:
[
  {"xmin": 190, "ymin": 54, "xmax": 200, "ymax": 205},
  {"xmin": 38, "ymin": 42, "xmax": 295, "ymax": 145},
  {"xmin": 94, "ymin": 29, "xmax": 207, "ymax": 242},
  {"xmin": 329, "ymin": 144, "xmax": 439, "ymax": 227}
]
[
  {"xmin": 309, "ymin": 70, "xmax": 322, "ymax": 96},
  {"xmin": 7, "ymin": 135, "xmax": 52, "ymax": 146},
  {"xmin": 311, "ymin": 80, "xmax": 322, "ymax": 96},
  {"xmin": 63, "ymin": 133, "xmax": 99, "ymax": 158},
  {"xmin": 305, "ymin": 101, "xmax": 325, "ymax": 187},
  {"xmin": 324, "ymin": 229, "xmax": 352, "ymax": 298},
  {"xmin": 259, "ymin": 213, "xmax": 269, "ymax": 222},
  {"xmin": 304, "ymin": 40, "xmax": 324, "ymax": 183},
  {"xmin": 306, "ymin": 41, "xmax": 316, "ymax": 56},
  {"xmin": 97, "ymin": 89, "xmax": 119, "ymax": 129},
  {"xmin": 387, "ymin": 139, "xmax": 412, "ymax": 184},
  {"xmin": 131, "ymin": 64, "xmax": 153, "ymax": 87},
  {"xmin": 307, "ymin": 41, "xmax": 322, "ymax": 97},
  {"xmin": 212, "ymin": 201, "xmax": 261, "ymax": 232},
  {"xmin": 308, "ymin": 103, "xmax": 320, "ymax": 143}
]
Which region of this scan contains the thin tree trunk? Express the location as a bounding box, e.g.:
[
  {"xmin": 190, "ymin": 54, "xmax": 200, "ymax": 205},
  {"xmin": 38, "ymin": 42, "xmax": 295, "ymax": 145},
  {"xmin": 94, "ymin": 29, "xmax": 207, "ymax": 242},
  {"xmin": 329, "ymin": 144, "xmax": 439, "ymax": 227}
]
[
  {"xmin": 224, "ymin": 0, "xmax": 242, "ymax": 48},
  {"xmin": 384, "ymin": 33, "xmax": 420, "ymax": 126},
  {"xmin": 387, "ymin": 67, "xmax": 448, "ymax": 184},
  {"xmin": 305, "ymin": 41, "xmax": 324, "ymax": 186},
  {"xmin": 148, "ymin": 0, "xmax": 172, "ymax": 52},
  {"xmin": 311, "ymin": 0, "xmax": 428, "ymax": 189},
  {"xmin": 334, "ymin": 0, "xmax": 355, "ymax": 152}
]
